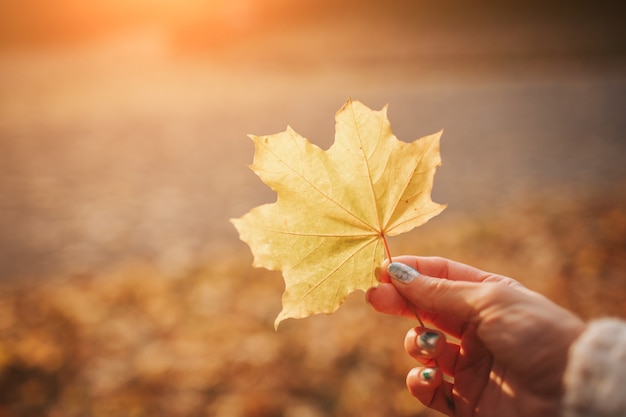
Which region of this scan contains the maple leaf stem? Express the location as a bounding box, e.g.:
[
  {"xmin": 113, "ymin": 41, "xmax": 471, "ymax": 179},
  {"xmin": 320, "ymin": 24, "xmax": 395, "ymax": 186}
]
[
  {"xmin": 381, "ymin": 233, "xmax": 392, "ymax": 262},
  {"xmin": 407, "ymin": 301, "xmax": 455, "ymax": 410}
]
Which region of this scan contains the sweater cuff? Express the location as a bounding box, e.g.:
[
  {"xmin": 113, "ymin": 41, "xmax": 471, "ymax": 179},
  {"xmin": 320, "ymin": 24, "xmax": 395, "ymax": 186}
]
[{"xmin": 562, "ymin": 318, "xmax": 626, "ymax": 417}]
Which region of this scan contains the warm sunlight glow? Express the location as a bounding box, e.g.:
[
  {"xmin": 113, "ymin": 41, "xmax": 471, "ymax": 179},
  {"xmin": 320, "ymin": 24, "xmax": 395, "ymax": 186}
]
[{"xmin": 0, "ymin": 0, "xmax": 284, "ymax": 49}]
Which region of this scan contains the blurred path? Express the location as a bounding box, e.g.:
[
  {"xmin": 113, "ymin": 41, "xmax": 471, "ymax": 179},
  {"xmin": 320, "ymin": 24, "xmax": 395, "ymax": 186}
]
[{"xmin": 1, "ymin": 2, "xmax": 625, "ymax": 280}]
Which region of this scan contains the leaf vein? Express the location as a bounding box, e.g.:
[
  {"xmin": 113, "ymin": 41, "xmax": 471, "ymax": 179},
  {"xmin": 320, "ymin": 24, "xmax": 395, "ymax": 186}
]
[
  {"xmin": 287, "ymin": 236, "xmax": 379, "ymax": 309},
  {"xmin": 384, "ymin": 136, "xmax": 437, "ymax": 229},
  {"xmin": 348, "ymin": 100, "xmax": 384, "ymax": 233},
  {"xmin": 264, "ymin": 140, "xmax": 377, "ymax": 232}
]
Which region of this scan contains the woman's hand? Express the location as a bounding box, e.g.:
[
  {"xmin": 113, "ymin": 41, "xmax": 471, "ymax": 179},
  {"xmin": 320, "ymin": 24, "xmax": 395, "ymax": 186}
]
[{"xmin": 367, "ymin": 256, "xmax": 586, "ymax": 417}]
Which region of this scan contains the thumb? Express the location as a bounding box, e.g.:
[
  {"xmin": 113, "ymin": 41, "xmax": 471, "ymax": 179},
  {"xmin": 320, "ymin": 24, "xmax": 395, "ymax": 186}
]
[{"xmin": 387, "ymin": 262, "xmax": 481, "ymax": 321}]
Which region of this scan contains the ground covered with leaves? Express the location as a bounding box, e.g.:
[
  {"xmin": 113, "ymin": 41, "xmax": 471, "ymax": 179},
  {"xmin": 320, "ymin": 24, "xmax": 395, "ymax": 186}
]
[
  {"xmin": 1, "ymin": 192, "xmax": 624, "ymax": 417},
  {"xmin": 1, "ymin": 3, "xmax": 625, "ymax": 415}
]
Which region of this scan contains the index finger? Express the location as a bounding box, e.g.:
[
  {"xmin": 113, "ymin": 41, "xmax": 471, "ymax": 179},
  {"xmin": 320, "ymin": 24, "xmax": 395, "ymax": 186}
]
[{"xmin": 367, "ymin": 281, "xmax": 472, "ymax": 339}]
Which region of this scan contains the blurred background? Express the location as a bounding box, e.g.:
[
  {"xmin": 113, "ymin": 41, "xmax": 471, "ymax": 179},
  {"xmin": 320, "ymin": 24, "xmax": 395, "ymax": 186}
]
[{"xmin": 0, "ymin": 0, "xmax": 625, "ymax": 416}]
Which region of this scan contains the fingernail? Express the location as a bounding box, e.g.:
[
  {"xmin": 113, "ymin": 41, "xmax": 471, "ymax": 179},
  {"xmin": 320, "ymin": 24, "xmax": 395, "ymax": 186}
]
[
  {"xmin": 417, "ymin": 331, "xmax": 440, "ymax": 352},
  {"xmin": 388, "ymin": 262, "xmax": 419, "ymax": 283},
  {"xmin": 374, "ymin": 266, "xmax": 382, "ymax": 282},
  {"xmin": 420, "ymin": 367, "xmax": 436, "ymax": 381}
]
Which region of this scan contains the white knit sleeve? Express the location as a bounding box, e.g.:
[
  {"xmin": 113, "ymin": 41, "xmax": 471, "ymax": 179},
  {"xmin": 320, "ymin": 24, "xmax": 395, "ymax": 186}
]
[{"xmin": 562, "ymin": 318, "xmax": 626, "ymax": 417}]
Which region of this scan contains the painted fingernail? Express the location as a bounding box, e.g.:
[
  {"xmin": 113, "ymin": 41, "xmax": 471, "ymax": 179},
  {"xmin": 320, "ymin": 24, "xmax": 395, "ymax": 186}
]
[
  {"xmin": 417, "ymin": 331, "xmax": 441, "ymax": 352},
  {"xmin": 388, "ymin": 262, "xmax": 419, "ymax": 283},
  {"xmin": 420, "ymin": 367, "xmax": 436, "ymax": 381}
]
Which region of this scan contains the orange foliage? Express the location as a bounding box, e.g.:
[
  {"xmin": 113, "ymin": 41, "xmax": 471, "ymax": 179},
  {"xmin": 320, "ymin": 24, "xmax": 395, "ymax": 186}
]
[{"xmin": 0, "ymin": 195, "xmax": 625, "ymax": 416}]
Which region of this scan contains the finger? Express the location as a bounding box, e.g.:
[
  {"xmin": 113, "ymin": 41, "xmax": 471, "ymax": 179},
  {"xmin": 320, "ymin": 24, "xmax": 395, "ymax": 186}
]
[
  {"xmin": 366, "ymin": 283, "xmax": 469, "ymax": 338},
  {"xmin": 404, "ymin": 327, "xmax": 445, "ymax": 360},
  {"xmin": 434, "ymin": 341, "xmax": 461, "ymax": 377},
  {"xmin": 405, "ymin": 328, "xmax": 461, "ymax": 377},
  {"xmin": 406, "ymin": 367, "xmax": 455, "ymax": 416},
  {"xmin": 406, "ymin": 366, "xmax": 442, "ymax": 404},
  {"xmin": 366, "ymin": 283, "xmax": 413, "ymax": 317},
  {"xmin": 387, "ymin": 261, "xmax": 480, "ymax": 321}
]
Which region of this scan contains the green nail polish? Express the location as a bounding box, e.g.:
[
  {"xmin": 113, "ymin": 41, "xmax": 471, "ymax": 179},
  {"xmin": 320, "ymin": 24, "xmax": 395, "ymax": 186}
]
[
  {"xmin": 418, "ymin": 331, "xmax": 440, "ymax": 351},
  {"xmin": 421, "ymin": 368, "xmax": 435, "ymax": 381}
]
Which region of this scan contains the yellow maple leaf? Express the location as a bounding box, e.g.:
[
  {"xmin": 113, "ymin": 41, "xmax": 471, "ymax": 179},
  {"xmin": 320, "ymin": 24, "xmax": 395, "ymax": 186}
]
[{"xmin": 231, "ymin": 99, "xmax": 446, "ymax": 328}]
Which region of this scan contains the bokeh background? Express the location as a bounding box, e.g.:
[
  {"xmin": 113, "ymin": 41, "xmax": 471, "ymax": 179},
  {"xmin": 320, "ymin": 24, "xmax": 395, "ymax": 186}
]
[{"xmin": 1, "ymin": 1, "xmax": 625, "ymax": 416}]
